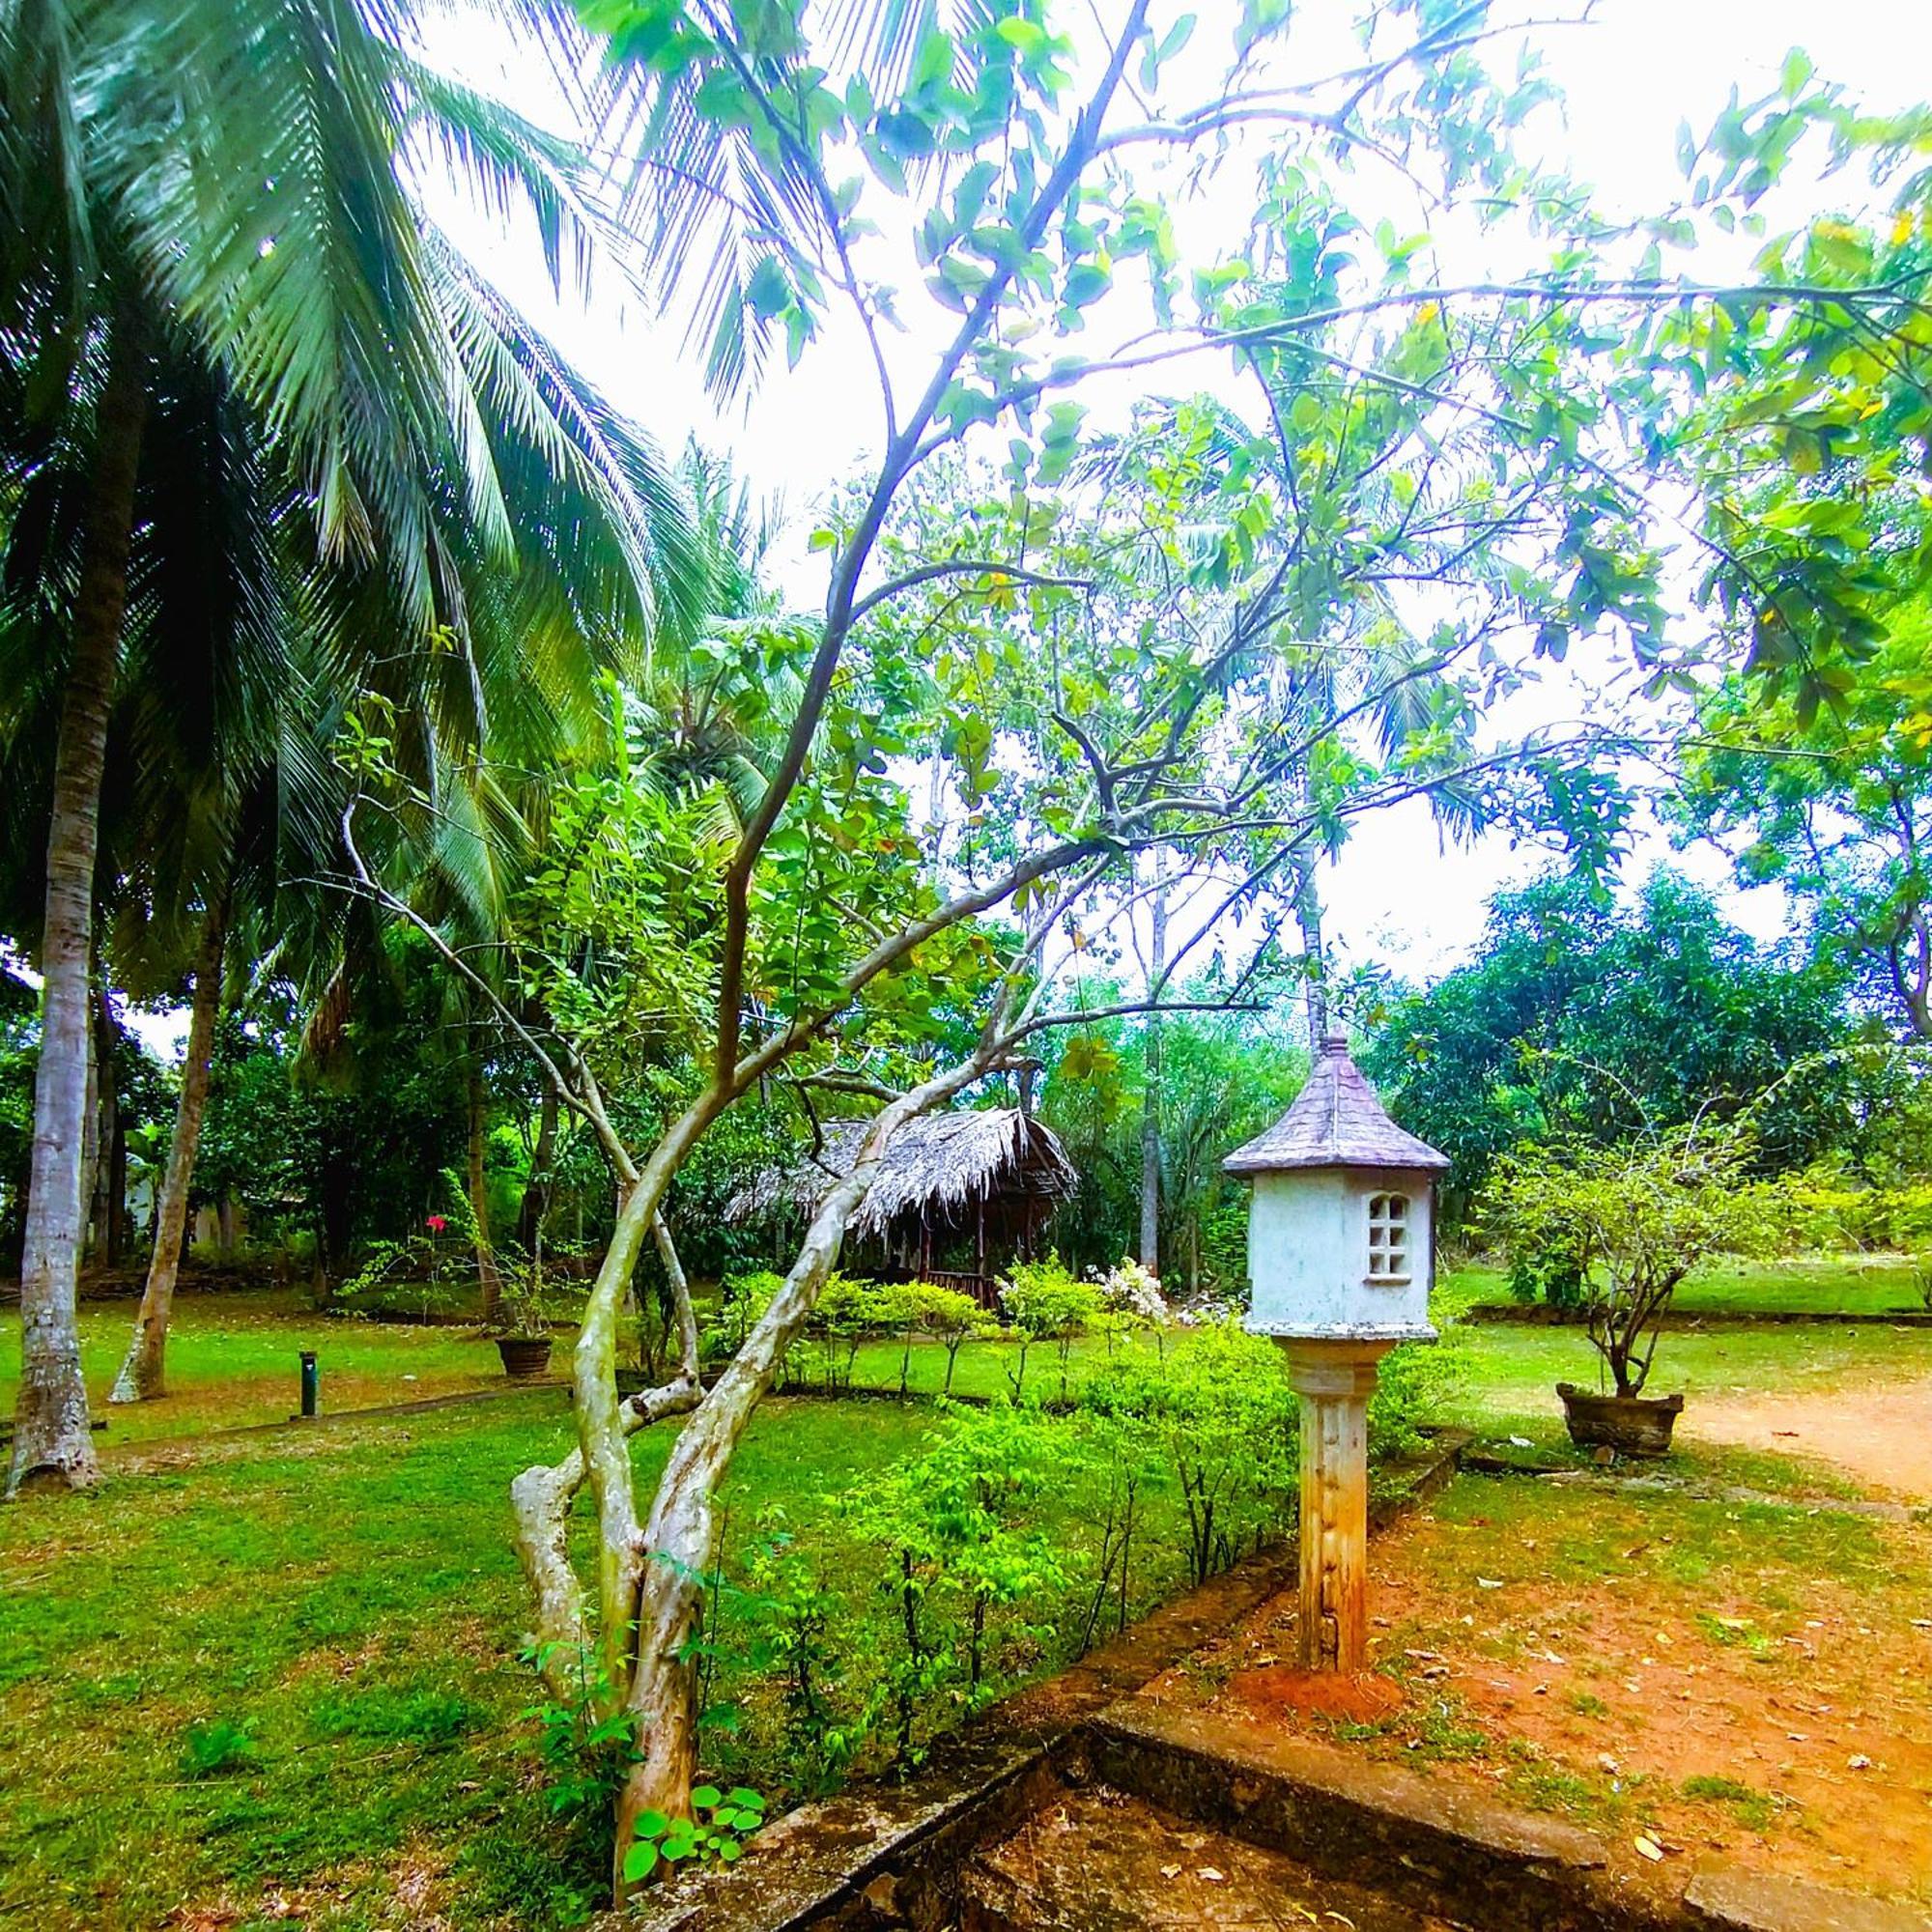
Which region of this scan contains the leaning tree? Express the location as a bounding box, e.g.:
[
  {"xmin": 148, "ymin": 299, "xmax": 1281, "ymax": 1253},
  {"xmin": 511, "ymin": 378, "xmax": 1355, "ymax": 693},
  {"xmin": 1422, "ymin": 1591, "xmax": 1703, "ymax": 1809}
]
[{"xmin": 321, "ymin": 0, "xmax": 1928, "ymax": 1896}]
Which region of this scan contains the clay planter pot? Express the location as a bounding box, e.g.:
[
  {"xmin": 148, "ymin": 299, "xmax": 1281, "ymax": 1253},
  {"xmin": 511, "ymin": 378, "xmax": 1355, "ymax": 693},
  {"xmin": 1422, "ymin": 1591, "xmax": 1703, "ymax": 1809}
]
[
  {"xmin": 496, "ymin": 1335, "xmax": 554, "ymax": 1380},
  {"xmin": 1556, "ymin": 1382, "xmax": 1683, "ymax": 1456}
]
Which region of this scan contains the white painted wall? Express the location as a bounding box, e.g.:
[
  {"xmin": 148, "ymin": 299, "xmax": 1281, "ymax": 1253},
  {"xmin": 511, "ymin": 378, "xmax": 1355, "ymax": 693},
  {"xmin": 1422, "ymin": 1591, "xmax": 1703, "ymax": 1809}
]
[{"xmin": 1245, "ymin": 1166, "xmax": 1438, "ymax": 1341}]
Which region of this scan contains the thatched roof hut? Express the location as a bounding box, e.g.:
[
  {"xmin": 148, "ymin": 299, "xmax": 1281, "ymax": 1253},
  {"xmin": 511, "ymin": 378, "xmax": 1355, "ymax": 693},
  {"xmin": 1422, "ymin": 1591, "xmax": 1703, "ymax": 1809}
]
[{"xmin": 724, "ymin": 1109, "xmax": 1078, "ymax": 1303}]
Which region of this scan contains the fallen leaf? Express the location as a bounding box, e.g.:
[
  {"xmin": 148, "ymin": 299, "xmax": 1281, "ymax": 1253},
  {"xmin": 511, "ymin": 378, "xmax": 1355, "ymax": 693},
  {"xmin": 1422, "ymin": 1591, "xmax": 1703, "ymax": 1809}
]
[
  {"xmin": 1197, "ymin": 1866, "xmax": 1225, "ymax": 1884},
  {"xmin": 1848, "ymin": 1754, "xmax": 1871, "ymax": 1771},
  {"xmin": 1634, "ymin": 1835, "xmax": 1665, "ymax": 1862},
  {"xmin": 1477, "ymin": 1577, "xmax": 1504, "ymax": 1589},
  {"xmin": 1159, "ymin": 1864, "xmax": 1181, "ymax": 1879}
]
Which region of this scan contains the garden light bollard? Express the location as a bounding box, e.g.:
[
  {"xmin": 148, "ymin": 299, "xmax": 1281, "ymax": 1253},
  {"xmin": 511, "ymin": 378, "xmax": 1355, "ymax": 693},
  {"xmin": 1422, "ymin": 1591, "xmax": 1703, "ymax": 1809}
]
[
  {"xmin": 1225, "ymin": 1031, "xmax": 1449, "ymax": 1674},
  {"xmin": 299, "ymin": 1350, "xmax": 320, "ymax": 1419}
]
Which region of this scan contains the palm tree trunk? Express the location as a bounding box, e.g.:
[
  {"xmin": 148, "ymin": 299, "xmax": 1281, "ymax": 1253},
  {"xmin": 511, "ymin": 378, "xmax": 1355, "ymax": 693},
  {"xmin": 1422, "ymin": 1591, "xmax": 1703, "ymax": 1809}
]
[
  {"xmin": 92, "ymin": 991, "xmax": 124, "ymax": 1265},
  {"xmin": 8, "ymin": 325, "xmax": 146, "ymax": 1494},
  {"xmin": 109, "ymin": 893, "xmax": 226, "ymax": 1404},
  {"xmin": 469, "ymin": 1051, "xmax": 501, "ymax": 1320}
]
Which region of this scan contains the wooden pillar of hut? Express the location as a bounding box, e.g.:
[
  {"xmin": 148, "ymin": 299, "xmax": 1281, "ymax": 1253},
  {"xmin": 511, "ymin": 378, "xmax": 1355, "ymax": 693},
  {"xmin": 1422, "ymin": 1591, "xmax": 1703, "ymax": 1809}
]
[{"xmin": 974, "ymin": 1195, "xmax": 986, "ymax": 1300}]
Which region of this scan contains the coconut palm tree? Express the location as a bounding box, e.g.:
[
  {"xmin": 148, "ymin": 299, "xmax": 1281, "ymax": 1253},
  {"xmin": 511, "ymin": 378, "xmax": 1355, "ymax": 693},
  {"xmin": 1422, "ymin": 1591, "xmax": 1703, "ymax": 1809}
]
[{"xmin": 0, "ymin": 0, "xmax": 702, "ymax": 1491}]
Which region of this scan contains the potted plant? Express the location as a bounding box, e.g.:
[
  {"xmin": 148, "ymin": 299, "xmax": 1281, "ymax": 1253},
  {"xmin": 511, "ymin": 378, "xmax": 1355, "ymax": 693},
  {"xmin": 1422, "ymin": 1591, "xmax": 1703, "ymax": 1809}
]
[
  {"xmin": 1481, "ymin": 1124, "xmax": 1777, "ymax": 1456},
  {"xmin": 488, "ymin": 1256, "xmax": 554, "ymax": 1378}
]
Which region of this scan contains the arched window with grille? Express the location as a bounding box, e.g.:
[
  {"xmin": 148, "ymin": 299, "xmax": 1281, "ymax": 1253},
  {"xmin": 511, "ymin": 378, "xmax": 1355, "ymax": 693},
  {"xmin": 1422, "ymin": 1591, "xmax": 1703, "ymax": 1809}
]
[{"xmin": 1366, "ymin": 1191, "xmax": 1411, "ymax": 1284}]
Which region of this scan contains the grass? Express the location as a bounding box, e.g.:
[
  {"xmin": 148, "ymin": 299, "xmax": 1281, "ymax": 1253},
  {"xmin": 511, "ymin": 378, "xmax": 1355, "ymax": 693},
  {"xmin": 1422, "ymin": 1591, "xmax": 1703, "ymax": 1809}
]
[
  {"xmin": 1453, "ymin": 1253, "xmax": 1930, "ymax": 1318},
  {"xmin": 6, "ymin": 1261, "xmax": 1931, "ymax": 1923},
  {"xmin": 0, "ymin": 1372, "xmax": 1220, "ymax": 1930},
  {"xmin": 0, "ymin": 1288, "xmax": 507, "ymax": 1442}
]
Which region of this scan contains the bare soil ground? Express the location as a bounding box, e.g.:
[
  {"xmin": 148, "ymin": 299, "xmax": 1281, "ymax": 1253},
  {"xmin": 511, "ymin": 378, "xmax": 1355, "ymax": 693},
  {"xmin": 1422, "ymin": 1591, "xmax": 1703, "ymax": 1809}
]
[
  {"xmin": 1140, "ymin": 1460, "xmax": 1932, "ymax": 1909},
  {"xmin": 1684, "ymin": 1370, "xmax": 1932, "ymax": 1503}
]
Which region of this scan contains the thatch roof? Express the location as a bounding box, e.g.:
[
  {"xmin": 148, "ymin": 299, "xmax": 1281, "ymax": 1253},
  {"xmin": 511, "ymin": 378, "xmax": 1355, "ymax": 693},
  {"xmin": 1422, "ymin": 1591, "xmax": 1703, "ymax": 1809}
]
[
  {"xmin": 1224, "ymin": 1034, "xmax": 1449, "ymax": 1175},
  {"xmin": 724, "ymin": 1109, "xmax": 1078, "ymax": 1238}
]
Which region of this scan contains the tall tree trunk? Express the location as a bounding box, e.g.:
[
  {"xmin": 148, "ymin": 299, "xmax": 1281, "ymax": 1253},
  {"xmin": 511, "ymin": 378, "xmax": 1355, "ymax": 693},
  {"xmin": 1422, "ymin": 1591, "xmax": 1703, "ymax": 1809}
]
[
  {"xmin": 78, "ymin": 998, "xmax": 100, "ymax": 1262},
  {"xmin": 109, "ymin": 895, "xmax": 226, "ymax": 1404},
  {"xmin": 1138, "ymin": 867, "xmax": 1167, "ymax": 1273},
  {"xmin": 91, "ymin": 991, "xmax": 123, "ymax": 1265},
  {"xmin": 8, "ymin": 325, "xmax": 146, "ymax": 1495},
  {"xmin": 468, "ymin": 1049, "xmax": 502, "ymax": 1320},
  {"xmin": 517, "ymin": 1083, "xmax": 557, "ymax": 1254},
  {"xmin": 1293, "ymin": 848, "xmax": 1328, "ymax": 1048}
]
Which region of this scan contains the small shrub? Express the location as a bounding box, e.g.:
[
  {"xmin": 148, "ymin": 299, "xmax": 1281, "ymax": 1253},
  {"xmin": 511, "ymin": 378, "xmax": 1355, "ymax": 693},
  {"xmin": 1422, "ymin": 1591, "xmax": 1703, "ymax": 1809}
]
[
  {"xmin": 1082, "ymin": 1324, "xmax": 1296, "ymax": 1586},
  {"xmin": 805, "ymin": 1273, "xmax": 888, "ymax": 1388},
  {"xmin": 180, "ymin": 1718, "xmax": 258, "ymax": 1777},
  {"xmin": 843, "ymin": 1403, "xmax": 1070, "ymax": 1770},
  {"xmin": 520, "ymin": 1643, "xmax": 639, "ymax": 1819},
  {"xmin": 998, "ymin": 1258, "xmax": 1101, "ymax": 1402},
  {"xmin": 712, "ymin": 1269, "xmax": 782, "ymax": 1362},
  {"xmin": 739, "ymin": 1517, "xmax": 867, "ymax": 1795},
  {"xmin": 1367, "ymin": 1332, "xmax": 1463, "ymax": 1461},
  {"xmin": 911, "ymin": 1283, "xmax": 999, "ymax": 1395}
]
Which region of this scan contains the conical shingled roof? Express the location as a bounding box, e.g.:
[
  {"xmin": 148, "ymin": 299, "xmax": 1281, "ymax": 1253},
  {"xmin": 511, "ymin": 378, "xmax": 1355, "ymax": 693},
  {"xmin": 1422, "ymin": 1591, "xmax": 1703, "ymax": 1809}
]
[{"xmin": 1223, "ymin": 1033, "xmax": 1450, "ymax": 1175}]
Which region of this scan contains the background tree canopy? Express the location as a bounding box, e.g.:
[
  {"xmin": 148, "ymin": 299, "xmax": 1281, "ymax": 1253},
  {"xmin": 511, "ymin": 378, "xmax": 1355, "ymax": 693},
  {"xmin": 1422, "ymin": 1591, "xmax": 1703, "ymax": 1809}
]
[{"xmin": 1359, "ymin": 869, "xmax": 1863, "ymax": 1210}]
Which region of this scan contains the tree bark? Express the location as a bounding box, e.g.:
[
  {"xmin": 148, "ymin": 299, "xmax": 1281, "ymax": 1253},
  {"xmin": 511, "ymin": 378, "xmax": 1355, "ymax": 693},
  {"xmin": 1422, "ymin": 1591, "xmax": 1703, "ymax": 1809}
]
[
  {"xmin": 517, "ymin": 1083, "xmax": 558, "ymax": 1253},
  {"xmin": 467, "ymin": 1048, "xmax": 501, "ymax": 1320},
  {"xmin": 610, "ymin": 1052, "xmax": 995, "ymax": 1900},
  {"xmin": 78, "ymin": 995, "xmax": 100, "ymax": 1263},
  {"xmin": 8, "ymin": 324, "xmax": 146, "ymax": 1495},
  {"xmin": 109, "ymin": 895, "xmax": 226, "ymax": 1404},
  {"xmin": 1138, "ymin": 867, "xmax": 1167, "ymax": 1273}
]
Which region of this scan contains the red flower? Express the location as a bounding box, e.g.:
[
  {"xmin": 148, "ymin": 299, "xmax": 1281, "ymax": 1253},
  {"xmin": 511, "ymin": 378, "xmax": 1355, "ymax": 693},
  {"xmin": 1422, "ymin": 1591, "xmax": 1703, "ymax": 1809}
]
[{"xmin": 425, "ymin": 1214, "xmax": 448, "ymax": 1235}]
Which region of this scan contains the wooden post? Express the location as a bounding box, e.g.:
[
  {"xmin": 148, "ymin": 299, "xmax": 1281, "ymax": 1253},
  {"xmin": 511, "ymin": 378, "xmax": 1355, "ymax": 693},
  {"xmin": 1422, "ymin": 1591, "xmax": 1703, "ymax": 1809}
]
[{"xmin": 1283, "ymin": 1338, "xmax": 1392, "ymax": 1673}]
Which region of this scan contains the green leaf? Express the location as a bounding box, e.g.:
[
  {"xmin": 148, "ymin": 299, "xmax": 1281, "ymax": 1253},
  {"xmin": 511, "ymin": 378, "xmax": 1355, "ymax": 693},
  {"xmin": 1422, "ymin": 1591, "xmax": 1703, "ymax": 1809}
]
[
  {"xmin": 638, "ymin": 1808, "xmax": 671, "ymax": 1840},
  {"xmin": 623, "ymin": 1841, "xmax": 661, "ymax": 1881},
  {"xmin": 746, "ymin": 256, "xmax": 790, "ymax": 323},
  {"xmin": 692, "ymin": 1783, "xmax": 723, "ymax": 1809}
]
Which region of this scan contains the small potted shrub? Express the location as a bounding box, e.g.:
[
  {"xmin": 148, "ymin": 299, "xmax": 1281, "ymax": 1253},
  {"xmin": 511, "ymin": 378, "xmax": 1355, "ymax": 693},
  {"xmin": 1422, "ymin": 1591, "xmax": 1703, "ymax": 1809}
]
[
  {"xmin": 489, "ymin": 1257, "xmax": 555, "ymax": 1378},
  {"xmin": 1481, "ymin": 1124, "xmax": 1777, "ymax": 1456}
]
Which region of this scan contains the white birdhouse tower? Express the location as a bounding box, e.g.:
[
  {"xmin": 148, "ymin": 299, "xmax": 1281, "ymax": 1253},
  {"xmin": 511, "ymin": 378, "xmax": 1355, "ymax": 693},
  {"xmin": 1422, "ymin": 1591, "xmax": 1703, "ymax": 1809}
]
[{"xmin": 1224, "ymin": 1031, "xmax": 1449, "ymax": 1672}]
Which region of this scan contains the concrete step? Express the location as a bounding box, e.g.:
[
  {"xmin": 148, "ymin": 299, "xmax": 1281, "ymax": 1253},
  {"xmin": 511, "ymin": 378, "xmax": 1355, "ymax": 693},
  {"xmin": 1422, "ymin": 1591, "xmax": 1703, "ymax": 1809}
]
[{"xmin": 960, "ymin": 1784, "xmax": 1463, "ymax": 1931}]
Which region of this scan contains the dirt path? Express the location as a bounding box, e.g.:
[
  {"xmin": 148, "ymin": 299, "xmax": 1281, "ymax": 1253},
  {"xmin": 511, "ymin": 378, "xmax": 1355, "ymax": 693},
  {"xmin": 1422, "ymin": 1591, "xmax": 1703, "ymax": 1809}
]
[{"xmin": 1684, "ymin": 1372, "xmax": 1932, "ymax": 1502}]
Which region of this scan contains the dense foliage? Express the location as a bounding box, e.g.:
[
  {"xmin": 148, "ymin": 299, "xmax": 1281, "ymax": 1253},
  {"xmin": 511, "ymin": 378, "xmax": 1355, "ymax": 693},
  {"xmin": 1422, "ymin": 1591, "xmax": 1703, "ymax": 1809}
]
[{"xmin": 1362, "ymin": 870, "xmax": 1861, "ymax": 1208}]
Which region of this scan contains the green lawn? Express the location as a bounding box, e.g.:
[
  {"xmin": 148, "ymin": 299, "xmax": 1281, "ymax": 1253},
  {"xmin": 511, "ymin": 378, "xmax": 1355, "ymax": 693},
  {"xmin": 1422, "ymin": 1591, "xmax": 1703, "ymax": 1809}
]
[
  {"xmin": 6, "ymin": 1267, "xmax": 1929, "ymax": 1927},
  {"xmin": 0, "ymin": 1289, "xmax": 510, "ymax": 1443},
  {"xmin": 1451, "ymin": 1254, "xmax": 1929, "ymax": 1318},
  {"xmin": 0, "ymin": 1366, "xmax": 1215, "ymax": 1930}
]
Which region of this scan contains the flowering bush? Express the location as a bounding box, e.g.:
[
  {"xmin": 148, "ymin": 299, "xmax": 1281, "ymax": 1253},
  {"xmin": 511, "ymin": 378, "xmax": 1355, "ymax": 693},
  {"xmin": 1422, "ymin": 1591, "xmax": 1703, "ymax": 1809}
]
[{"xmin": 1090, "ymin": 1256, "xmax": 1169, "ymax": 1324}]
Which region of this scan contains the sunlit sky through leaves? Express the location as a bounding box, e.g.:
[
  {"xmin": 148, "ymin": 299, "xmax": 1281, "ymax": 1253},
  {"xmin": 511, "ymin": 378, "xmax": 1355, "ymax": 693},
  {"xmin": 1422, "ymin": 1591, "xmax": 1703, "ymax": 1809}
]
[{"xmin": 418, "ymin": 2, "xmax": 1932, "ymax": 998}]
